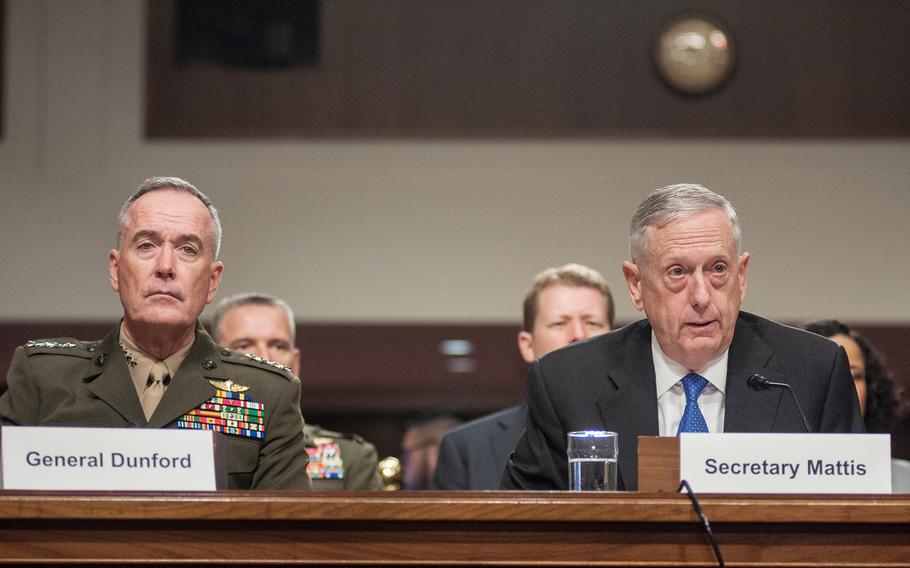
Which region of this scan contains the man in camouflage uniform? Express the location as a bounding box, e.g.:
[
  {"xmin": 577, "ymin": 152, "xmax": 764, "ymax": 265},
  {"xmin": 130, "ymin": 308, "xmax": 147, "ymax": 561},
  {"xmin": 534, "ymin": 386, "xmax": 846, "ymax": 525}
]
[
  {"xmin": 0, "ymin": 177, "xmax": 311, "ymax": 490},
  {"xmin": 212, "ymin": 292, "xmax": 383, "ymax": 490}
]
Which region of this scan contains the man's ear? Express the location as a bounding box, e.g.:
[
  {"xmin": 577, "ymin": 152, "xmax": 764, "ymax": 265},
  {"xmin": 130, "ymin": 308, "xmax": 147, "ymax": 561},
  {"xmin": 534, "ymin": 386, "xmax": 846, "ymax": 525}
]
[
  {"xmin": 517, "ymin": 331, "xmax": 536, "ymax": 364},
  {"xmin": 109, "ymin": 250, "xmax": 120, "ymax": 292},
  {"xmin": 291, "ymin": 348, "xmax": 302, "ymax": 377},
  {"xmin": 206, "ymin": 262, "xmax": 224, "ymax": 304},
  {"xmin": 622, "ymin": 261, "xmax": 644, "ymax": 311},
  {"xmin": 738, "ymin": 252, "xmax": 750, "ymax": 303}
]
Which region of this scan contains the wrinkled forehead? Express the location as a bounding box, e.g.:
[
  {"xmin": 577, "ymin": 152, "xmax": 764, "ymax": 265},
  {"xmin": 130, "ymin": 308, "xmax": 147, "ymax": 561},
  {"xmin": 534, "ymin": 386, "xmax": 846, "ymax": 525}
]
[
  {"xmin": 222, "ymin": 303, "xmax": 294, "ymax": 341},
  {"xmin": 123, "ymin": 189, "xmax": 214, "ymax": 240},
  {"xmin": 644, "ymin": 209, "xmax": 736, "ymax": 250}
]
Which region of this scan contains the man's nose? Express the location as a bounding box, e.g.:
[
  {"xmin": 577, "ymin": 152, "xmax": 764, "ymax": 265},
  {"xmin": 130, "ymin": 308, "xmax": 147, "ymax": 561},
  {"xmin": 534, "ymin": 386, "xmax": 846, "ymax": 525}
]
[
  {"xmin": 690, "ymin": 271, "xmax": 710, "ymax": 307},
  {"xmin": 568, "ymin": 319, "xmax": 587, "ymax": 341},
  {"xmin": 154, "ymin": 247, "xmax": 176, "ymax": 279},
  {"xmin": 247, "ymin": 343, "xmax": 269, "ymax": 360}
]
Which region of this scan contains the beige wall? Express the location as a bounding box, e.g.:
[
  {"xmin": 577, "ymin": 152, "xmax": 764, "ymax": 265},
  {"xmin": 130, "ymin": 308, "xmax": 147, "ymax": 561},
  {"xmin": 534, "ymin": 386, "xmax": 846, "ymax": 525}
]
[{"xmin": 1, "ymin": 0, "xmax": 908, "ymax": 324}]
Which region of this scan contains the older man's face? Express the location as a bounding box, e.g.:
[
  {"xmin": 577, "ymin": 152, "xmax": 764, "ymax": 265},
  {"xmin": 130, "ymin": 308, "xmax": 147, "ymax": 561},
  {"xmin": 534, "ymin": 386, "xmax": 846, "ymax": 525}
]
[
  {"xmin": 622, "ymin": 208, "xmax": 749, "ymax": 371},
  {"xmin": 109, "ymin": 189, "xmax": 223, "ymax": 332},
  {"xmin": 217, "ymin": 304, "xmax": 301, "ymax": 375}
]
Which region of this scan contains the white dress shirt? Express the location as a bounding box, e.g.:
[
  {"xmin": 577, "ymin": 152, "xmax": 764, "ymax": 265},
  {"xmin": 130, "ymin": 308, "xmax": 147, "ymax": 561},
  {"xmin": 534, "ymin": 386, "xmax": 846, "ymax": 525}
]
[{"xmin": 653, "ymin": 331, "xmax": 728, "ymax": 436}]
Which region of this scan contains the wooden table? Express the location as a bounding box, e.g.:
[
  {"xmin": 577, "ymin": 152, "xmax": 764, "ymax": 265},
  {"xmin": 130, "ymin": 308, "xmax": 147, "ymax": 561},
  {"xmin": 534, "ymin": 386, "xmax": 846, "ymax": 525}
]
[{"xmin": 0, "ymin": 491, "xmax": 907, "ymax": 566}]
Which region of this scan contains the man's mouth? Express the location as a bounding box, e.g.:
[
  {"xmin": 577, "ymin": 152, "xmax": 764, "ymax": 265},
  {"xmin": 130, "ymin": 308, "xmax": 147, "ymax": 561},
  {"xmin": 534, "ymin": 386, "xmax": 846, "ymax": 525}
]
[{"xmin": 146, "ymin": 290, "xmax": 182, "ymax": 301}]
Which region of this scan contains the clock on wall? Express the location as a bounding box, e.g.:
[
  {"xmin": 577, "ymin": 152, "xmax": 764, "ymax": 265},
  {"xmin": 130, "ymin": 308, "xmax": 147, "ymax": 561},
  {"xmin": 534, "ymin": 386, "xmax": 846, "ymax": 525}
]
[{"xmin": 653, "ymin": 14, "xmax": 736, "ymax": 96}]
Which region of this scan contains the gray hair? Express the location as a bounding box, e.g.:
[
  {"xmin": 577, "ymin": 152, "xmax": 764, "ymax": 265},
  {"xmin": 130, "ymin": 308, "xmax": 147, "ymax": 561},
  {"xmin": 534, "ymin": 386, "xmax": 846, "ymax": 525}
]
[
  {"xmin": 211, "ymin": 292, "xmax": 297, "ymax": 343},
  {"xmin": 629, "ymin": 183, "xmax": 741, "ymax": 264},
  {"xmin": 522, "ymin": 263, "xmax": 615, "ymax": 331},
  {"xmin": 117, "ymin": 176, "xmax": 223, "ymax": 260}
]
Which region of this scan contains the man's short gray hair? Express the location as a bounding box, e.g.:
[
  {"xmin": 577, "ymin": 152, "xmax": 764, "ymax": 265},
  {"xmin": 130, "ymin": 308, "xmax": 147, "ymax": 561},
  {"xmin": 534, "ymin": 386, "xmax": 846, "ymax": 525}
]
[
  {"xmin": 211, "ymin": 292, "xmax": 297, "ymax": 343},
  {"xmin": 629, "ymin": 183, "xmax": 741, "ymax": 264},
  {"xmin": 117, "ymin": 176, "xmax": 223, "ymax": 260}
]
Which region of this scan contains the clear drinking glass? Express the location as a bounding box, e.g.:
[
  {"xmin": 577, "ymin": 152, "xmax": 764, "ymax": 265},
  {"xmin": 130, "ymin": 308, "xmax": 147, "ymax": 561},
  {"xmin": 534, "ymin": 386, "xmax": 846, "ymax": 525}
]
[{"xmin": 567, "ymin": 431, "xmax": 618, "ymax": 491}]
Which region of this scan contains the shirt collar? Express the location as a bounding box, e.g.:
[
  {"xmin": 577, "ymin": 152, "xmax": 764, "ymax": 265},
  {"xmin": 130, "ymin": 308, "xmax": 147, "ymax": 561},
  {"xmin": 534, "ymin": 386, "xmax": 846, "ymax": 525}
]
[
  {"xmin": 119, "ymin": 322, "xmax": 194, "ymax": 392},
  {"xmin": 652, "ymin": 330, "xmax": 729, "ymax": 397}
]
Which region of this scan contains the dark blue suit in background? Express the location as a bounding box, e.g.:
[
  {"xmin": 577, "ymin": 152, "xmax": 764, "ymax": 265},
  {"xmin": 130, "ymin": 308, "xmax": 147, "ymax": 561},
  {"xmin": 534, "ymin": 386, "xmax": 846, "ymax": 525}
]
[{"xmin": 432, "ymin": 403, "xmax": 526, "ymax": 490}]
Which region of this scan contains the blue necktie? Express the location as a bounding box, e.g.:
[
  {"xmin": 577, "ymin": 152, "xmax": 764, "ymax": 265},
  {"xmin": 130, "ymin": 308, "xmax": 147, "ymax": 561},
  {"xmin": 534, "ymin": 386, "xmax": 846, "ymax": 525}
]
[{"xmin": 677, "ymin": 373, "xmax": 709, "ymax": 435}]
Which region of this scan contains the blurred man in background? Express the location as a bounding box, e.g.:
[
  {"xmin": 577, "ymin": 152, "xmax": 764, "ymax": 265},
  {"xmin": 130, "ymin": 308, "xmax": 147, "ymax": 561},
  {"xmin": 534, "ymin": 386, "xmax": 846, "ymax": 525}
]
[
  {"xmin": 212, "ymin": 292, "xmax": 383, "ymax": 490},
  {"xmin": 433, "ymin": 263, "xmax": 614, "ymax": 489}
]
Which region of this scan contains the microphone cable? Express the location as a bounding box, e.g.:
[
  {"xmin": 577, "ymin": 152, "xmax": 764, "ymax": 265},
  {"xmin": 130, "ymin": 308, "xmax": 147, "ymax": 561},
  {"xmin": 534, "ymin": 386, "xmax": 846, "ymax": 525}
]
[{"xmin": 678, "ymin": 479, "xmax": 725, "ymax": 567}]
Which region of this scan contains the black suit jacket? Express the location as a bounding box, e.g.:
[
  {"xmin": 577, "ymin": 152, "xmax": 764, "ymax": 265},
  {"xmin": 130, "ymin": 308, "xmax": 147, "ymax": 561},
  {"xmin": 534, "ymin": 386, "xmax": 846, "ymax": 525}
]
[
  {"xmin": 502, "ymin": 311, "xmax": 864, "ymax": 491},
  {"xmin": 432, "ymin": 403, "xmax": 526, "ymax": 490}
]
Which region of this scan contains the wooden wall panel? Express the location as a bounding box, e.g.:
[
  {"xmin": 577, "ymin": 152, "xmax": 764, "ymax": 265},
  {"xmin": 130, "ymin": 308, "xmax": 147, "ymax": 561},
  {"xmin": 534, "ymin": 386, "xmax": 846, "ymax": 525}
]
[{"xmin": 146, "ymin": 0, "xmax": 910, "ymax": 138}]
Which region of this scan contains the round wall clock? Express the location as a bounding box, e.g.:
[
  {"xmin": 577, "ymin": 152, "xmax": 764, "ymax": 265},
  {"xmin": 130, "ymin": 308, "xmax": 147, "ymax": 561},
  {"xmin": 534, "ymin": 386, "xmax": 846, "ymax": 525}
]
[{"xmin": 654, "ymin": 14, "xmax": 736, "ymax": 95}]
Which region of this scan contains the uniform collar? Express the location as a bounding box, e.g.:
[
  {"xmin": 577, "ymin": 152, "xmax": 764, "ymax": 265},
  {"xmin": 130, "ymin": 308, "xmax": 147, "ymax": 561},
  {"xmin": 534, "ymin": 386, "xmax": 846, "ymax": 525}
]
[{"xmin": 119, "ymin": 322, "xmax": 194, "ymax": 396}]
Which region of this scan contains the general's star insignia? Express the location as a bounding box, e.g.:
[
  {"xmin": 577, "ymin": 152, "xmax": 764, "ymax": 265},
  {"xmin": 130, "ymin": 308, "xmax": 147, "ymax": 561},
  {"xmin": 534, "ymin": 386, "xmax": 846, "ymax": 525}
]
[
  {"xmin": 26, "ymin": 340, "xmax": 78, "ymax": 349},
  {"xmin": 242, "ymin": 353, "xmax": 292, "ymax": 373}
]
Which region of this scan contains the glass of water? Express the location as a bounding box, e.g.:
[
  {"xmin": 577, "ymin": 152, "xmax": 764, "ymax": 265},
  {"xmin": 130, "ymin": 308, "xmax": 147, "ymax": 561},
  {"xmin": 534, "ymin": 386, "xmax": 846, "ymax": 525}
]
[{"xmin": 567, "ymin": 431, "xmax": 618, "ymax": 491}]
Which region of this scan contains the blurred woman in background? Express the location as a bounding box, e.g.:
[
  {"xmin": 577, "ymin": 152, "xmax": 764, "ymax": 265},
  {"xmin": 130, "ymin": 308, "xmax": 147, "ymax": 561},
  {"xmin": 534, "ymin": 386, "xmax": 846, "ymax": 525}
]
[{"xmin": 805, "ymin": 319, "xmax": 908, "ymax": 492}]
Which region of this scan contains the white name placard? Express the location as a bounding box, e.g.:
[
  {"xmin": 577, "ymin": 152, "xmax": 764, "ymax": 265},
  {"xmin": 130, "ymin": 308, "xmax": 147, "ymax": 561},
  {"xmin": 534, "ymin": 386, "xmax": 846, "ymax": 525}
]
[
  {"xmin": 680, "ymin": 433, "xmax": 891, "ymax": 494},
  {"xmin": 1, "ymin": 426, "xmax": 216, "ymax": 491}
]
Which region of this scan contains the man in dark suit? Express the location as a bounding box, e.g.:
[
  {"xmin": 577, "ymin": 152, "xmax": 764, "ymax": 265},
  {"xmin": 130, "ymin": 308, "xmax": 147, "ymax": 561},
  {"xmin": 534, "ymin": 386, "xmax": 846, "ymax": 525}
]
[
  {"xmin": 502, "ymin": 183, "xmax": 864, "ymax": 491},
  {"xmin": 433, "ymin": 264, "xmax": 615, "ymax": 490},
  {"xmin": 0, "ymin": 177, "xmax": 312, "ymax": 490}
]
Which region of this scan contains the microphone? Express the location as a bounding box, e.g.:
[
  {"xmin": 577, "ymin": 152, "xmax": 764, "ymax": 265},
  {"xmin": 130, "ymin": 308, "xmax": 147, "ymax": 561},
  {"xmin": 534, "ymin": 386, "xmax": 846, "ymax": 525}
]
[{"xmin": 747, "ymin": 373, "xmax": 814, "ymax": 433}]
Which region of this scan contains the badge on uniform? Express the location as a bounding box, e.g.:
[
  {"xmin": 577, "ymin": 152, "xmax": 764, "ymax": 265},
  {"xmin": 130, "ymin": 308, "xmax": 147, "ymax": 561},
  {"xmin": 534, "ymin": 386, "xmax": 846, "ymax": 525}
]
[
  {"xmin": 177, "ymin": 383, "xmax": 265, "ymax": 440},
  {"xmin": 207, "ymin": 378, "xmax": 250, "ymax": 393},
  {"xmin": 307, "ymin": 437, "xmax": 345, "ymax": 479}
]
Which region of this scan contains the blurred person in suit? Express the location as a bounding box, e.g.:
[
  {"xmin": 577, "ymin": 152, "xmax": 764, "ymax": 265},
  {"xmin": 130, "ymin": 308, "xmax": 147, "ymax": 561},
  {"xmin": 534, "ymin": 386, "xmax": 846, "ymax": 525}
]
[
  {"xmin": 504, "ymin": 183, "xmax": 864, "ymax": 491},
  {"xmin": 433, "ymin": 263, "xmax": 614, "ymax": 490},
  {"xmin": 212, "ymin": 292, "xmax": 383, "ymax": 490},
  {"xmin": 804, "ymin": 319, "xmax": 909, "ymax": 493},
  {"xmin": 0, "ymin": 177, "xmax": 311, "ymax": 490}
]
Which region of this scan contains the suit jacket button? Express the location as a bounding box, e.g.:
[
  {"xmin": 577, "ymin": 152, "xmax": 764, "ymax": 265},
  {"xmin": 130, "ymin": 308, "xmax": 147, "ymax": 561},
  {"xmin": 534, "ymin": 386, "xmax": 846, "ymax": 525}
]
[
  {"xmin": 202, "ymin": 359, "xmax": 217, "ymax": 370},
  {"xmin": 220, "ymin": 348, "xmax": 231, "ymax": 356},
  {"xmin": 87, "ymin": 345, "xmax": 98, "ymax": 353}
]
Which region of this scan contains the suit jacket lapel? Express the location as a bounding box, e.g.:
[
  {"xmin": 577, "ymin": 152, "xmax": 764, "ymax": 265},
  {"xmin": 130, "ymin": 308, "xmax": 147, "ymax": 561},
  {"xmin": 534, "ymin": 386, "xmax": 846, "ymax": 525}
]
[
  {"xmin": 724, "ymin": 314, "xmax": 783, "ymax": 432},
  {"xmin": 595, "ymin": 322, "xmax": 659, "ymax": 489},
  {"xmin": 147, "ymin": 326, "xmax": 220, "ymax": 429},
  {"xmin": 490, "ymin": 404, "xmax": 525, "ymax": 463},
  {"xmin": 82, "ymin": 326, "xmax": 148, "ymax": 427}
]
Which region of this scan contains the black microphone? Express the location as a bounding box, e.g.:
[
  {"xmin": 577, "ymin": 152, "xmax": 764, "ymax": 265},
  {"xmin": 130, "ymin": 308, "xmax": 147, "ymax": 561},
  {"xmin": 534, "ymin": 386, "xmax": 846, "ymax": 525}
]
[{"xmin": 747, "ymin": 373, "xmax": 813, "ymax": 433}]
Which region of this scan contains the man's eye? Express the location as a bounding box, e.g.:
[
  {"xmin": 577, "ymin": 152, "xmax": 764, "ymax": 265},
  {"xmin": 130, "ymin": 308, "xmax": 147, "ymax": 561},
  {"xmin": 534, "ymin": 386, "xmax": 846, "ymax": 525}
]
[
  {"xmin": 668, "ymin": 266, "xmax": 685, "ymax": 277},
  {"xmin": 137, "ymin": 242, "xmax": 154, "ymax": 250},
  {"xmin": 180, "ymin": 245, "xmax": 198, "ymax": 255},
  {"xmin": 549, "ymin": 322, "xmax": 566, "ymax": 329},
  {"xmin": 712, "ymin": 263, "xmax": 727, "ymax": 274},
  {"xmin": 270, "ymin": 342, "xmax": 291, "ymax": 352},
  {"xmin": 230, "ymin": 341, "xmax": 251, "ymax": 350},
  {"xmin": 586, "ymin": 321, "xmax": 604, "ymax": 328}
]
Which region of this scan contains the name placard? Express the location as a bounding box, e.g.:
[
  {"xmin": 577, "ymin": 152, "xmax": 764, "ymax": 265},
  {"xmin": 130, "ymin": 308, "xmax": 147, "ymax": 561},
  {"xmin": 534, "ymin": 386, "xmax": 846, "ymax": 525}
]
[
  {"xmin": 1, "ymin": 426, "xmax": 216, "ymax": 491},
  {"xmin": 680, "ymin": 433, "xmax": 891, "ymax": 494}
]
